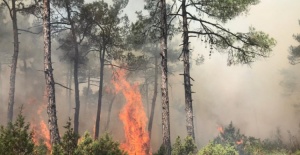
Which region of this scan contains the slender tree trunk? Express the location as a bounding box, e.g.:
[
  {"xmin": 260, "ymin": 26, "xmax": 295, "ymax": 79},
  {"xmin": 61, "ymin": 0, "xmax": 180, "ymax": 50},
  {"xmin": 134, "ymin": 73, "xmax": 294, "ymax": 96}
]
[
  {"xmin": 43, "ymin": 0, "xmax": 60, "ymax": 145},
  {"xmin": 65, "ymin": 0, "xmax": 81, "ymax": 135},
  {"xmin": 160, "ymin": 0, "xmax": 171, "ymax": 154},
  {"xmin": 148, "ymin": 55, "xmax": 158, "ymax": 139},
  {"xmin": 94, "ymin": 47, "xmax": 105, "ymax": 139},
  {"xmin": 84, "ymin": 69, "xmax": 90, "ymax": 114},
  {"xmin": 68, "ymin": 65, "xmax": 72, "ymax": 116},
  {"xmin": 146, "ymin": 82, "xmax": 149, "ymax": 118},
  {"xmin": 0, "ymin": 63, "xmax": 2, "ymax": 106},
  {"xmin": 7, "ymin": 0, "xmax": 19, "ymax": 123},
  {"xmin": 104, "ymin": 94, "xmax": 116, "ymax": 131},
  {"xmin": 182, "ymin": 0, "xmax": 195, "ymax": 140},
  {"xmin": 23, "ymin": 51, "xmax": 27, "ymax": 97}
]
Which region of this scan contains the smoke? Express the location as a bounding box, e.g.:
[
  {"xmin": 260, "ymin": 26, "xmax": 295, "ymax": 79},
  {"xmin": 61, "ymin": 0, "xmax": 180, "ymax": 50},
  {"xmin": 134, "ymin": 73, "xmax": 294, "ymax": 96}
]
[{"xmin": 1, "ymin": 0, "xmax": 300, "ymax": 153}]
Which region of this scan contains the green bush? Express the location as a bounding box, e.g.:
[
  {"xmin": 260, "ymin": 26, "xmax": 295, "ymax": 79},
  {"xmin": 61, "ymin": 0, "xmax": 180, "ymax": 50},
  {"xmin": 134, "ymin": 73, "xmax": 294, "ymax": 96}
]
[
  {"xmin": 172, "ymin": 136, "xmax": 197, "ymax": 155},
  {"xmin": 153, "ymin": 145, "xmax": 166, "ymax": 155},
  {"xmin": 0, "ymin": 110, "xmax": 35, "ymax": 155},
  {"xmin": 198, "ymin": 142, "xmax": 237, "ymax": 155},
  {"xmin": 52, "ymin": 118, "xmax": 126, "ymax": 155},
  {"xmin": 33, "ymin": 139, "xmax": 49, "ymax": 155},
  {"xmin": 75, "ymin": 132, "xmax": 127, "ymax": 155}
]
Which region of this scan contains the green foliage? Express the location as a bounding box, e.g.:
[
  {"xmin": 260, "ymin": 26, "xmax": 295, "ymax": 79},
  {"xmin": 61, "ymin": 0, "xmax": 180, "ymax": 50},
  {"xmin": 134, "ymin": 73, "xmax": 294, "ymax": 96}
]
[
  {"xmin": 172, "ymin": 136, "xmax": 197, "ymax": 155},
  {"xmin": 153, "ymin": 145, "xmax": 166, "ymax": 155},
  {"xmin": 215, "ymin": 26, "xmax": 276, "ymax": 65},
  {"xmin": 196, "ymin": 0, "xmax": 260, "ymax": 23},
  {"xmin": 60, "ymin": 118, "xmax": 79, "ymax": 155},
  {"xmin": 51, "ymin": 118, "xmax": 79, "ymax": 155},
  {"xmin": 178, "ymin": 0, "xmax": 276, "ymax": 66},
  {"xmin": 198, "ymin": 142, "xmax": 238, "ymax": 155},
  {"xmin": 51, "ymin": 119, "xmax": 126, "ymax": 155},
  {"xmin": 214, "ymin": 122, "xmax": 245, "ymax": 146},
  {"xmin": 288, "ymin": 20, "xmax": 300, "ymax": 65},
  {"xmin": 75, "ymin": 132, "xmax": 127, "ymax": 155},
  {"xmin": 212, "ymin": 122, "xmax": 291, "ymax": 155},
  {"xmin": 0, "ymin": 110, "xmax": 34, "ymax": 155},
  {"xmin": 33, "ymin": 139, "xmax": 49, "ymax": 155}
]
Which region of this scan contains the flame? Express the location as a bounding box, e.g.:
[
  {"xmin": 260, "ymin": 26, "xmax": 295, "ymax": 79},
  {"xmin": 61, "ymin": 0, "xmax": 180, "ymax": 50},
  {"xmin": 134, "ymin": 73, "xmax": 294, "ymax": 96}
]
[
  {"xmin": 29, "ymin": 90, "xmax": 51, "ymax": 150},
  {"xmin": 111, "ymin": 69, "xmax": 151, "ymax": 155},
  {"xmin": 217, "ymin": 126, "xmax": 224, "ymax": 134},
  {"xmin": 236, "ymin": 139, "xmax": 243, "ymax": 145}
]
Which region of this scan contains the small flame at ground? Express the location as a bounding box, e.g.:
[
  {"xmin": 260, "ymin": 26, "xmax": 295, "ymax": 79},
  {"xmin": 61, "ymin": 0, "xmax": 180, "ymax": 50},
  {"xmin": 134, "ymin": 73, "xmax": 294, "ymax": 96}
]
[
  {"xmin": 236, "ymin": 139, "xmax": 243, "ymax": 145},
  {"xmin": 217, "ymin": 126, "xmax": 224, "ymax": 134},
  {"xmin": 111, "ymin": 69, "xmax": 151, "ymax": 155}
]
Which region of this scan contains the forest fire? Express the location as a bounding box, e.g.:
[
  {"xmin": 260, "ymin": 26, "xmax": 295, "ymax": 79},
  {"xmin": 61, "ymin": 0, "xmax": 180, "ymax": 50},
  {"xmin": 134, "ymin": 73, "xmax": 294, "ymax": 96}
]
[
  {"xmin": 111, "ymin": 69, "xmax": 151, "ymax": 155},
  {"xmin": 28, "ymin": 96, "xmax": 51, "ymax": 150},
  {"xmin": 236, "ymin": 139, "xmax": 243, "ymax": 145},
  {"xmin": 217, "ymin": 126, "xmax": 224, "ymax": 134}
]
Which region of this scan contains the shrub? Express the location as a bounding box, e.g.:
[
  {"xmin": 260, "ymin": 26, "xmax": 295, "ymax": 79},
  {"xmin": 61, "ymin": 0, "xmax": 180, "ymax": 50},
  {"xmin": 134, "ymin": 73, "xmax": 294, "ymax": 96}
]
[
  {"xmin": 75, "ymin": 132, "xmax": 127, "ymax": 155},
  {"xmin": 0, "ymin": 110, "xmax": 34, "ymax": 155},
  {"xmin": 172, "ymin": 136, "xmax": 197, "ymax": 155},
  {"xmin": 198, "ymin": 142, "xmax": 237, "ymax": 155}
]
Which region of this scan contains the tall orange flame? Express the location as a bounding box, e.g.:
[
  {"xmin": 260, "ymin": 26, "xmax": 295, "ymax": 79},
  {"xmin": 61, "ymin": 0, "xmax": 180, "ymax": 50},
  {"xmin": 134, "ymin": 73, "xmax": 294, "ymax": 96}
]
[
  {"xmin": 29, "ymin": 90, "xmax": 51, "ymax": 150},
  {"xmin": 111, "ymin": 69, "xmax": 151, "ymax": 155}
]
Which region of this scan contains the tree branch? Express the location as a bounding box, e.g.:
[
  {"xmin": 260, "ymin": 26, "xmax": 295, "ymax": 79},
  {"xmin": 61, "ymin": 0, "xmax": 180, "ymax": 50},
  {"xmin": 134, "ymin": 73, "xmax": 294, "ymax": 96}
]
[
  {"xmin": 55, "ymin": 82, "xmax": 72, "ymax": 90},
  {"xmin": 3, "ymin": 0, "xmax": 13, "ymax": 19},
  {"xmin": 18, "ymin": 28, "xmax": 42, "ymax": 34}
]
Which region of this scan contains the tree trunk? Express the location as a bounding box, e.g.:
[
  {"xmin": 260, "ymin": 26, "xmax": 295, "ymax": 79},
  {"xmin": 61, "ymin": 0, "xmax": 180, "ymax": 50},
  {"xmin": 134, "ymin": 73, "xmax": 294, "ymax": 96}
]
[
  {"xmin": 68, "ymin": 65, "xmax": 72, "ymax": 116},
  {"xmin": 0, "ymin": 63, "xmax": 2, "ymax": 106},
  {"xmin": 160, "ymin": 0, "xmax": 171, "ymax": 154},
  {"xmin": 7, "ymin": 0, "xmax": 19, "ymax": 123},
  {"xmin": 146, "ymin": 81, "xmax": 149, "ymax": 118},
  {"xmin": 148, "ymin": 55, "xmax": 158, "ymax": 139},
  {"xmin": 104, "ymin": 94, "xmax": 116, "ymax": 131},
  {"xmin": 182, "ymin": 0, "xmax": 195, "ymax": 140},
  {"xmin": 94, "ymin": 47, "xmax": 105, "ymax": 139},
  {"xmin": 23, "ymin": 51, "xmax": 27, "ymax": 97},
  {"xmin": 43, "ymin": 0, "xmax": 61, "ymax": 145},
  {"xmin": 84, "ymin": 69, "xmax": 91, "ymax": 114},
  {"xmin": 65, "ymin": 0, "xmax": 81, "ymax": 135}
]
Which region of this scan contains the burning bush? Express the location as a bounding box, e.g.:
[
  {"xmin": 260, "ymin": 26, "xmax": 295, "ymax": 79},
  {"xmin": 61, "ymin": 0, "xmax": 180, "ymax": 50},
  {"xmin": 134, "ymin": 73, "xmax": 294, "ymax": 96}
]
[{"xmin": 213, "ymin": 122, "xmax": 293, "ymax": 155}]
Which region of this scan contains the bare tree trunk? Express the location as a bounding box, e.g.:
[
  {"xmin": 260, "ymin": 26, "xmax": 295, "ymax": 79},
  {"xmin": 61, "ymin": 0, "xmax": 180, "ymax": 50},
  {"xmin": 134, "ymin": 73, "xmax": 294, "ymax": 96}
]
[
  {"xmin": 65, "ymin": 0, "xmax": 80, "ymax": 135},
  {"xmin": 0, "ymin": 62, "xmax": 3, "ymax": 105},
  {"xmin": 7, "ymin": 0, "xmax": 19, "ymax": 123},
  {"xmin": 160, "ymin": 0, "xmax": 171, "ymax": 154},
  {"xmin": 104, "ymin": 94, "xmax": 116, "ymax": 131},
  {"xmin": 0, "ymin": 63, "xmax": 2, "ymax": 106},
  {"xmin": 43, "ymin": 0, "xmax": 60, "ymax": 145},
  {"xmin": 23, "ymin": 51, "xmax": 27, "ymax": 97},
  {"xmin": 146, "ymin": 82, "xmax": 149, "ymax": 118},
  {"xmin": 84, "ymin": 69, "xmax": 90, "ymax": 114},
  {"xmin": 182, "ymin": 0, "xmax": 195, "ymax": 140},
  {"xmin": 68, "ymin": 65, "xmax": 72, "ymax": 116},
  {"xmin": 94, "ymin": 47, "xmax": 105, "ymax": 139},
  {"xmin": 148, "ymin": 55, "xmax": 158, "ymax": 139}
]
